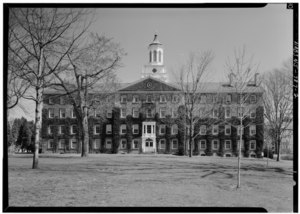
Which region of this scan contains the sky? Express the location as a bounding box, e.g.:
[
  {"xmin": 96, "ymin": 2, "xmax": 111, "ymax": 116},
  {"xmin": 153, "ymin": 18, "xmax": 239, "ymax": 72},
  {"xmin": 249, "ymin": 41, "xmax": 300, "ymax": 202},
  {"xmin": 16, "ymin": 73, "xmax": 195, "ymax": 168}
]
[{"xmin": 8, "ymin": 3, "xmax": 293, "ymax": 120}]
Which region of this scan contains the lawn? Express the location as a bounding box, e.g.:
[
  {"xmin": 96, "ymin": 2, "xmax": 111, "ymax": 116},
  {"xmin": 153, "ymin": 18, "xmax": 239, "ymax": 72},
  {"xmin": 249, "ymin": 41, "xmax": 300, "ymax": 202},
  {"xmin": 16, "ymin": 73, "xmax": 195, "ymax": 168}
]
[{"xmin": 7, "ymin": 153, "xmax": 294, "ymax": 212}]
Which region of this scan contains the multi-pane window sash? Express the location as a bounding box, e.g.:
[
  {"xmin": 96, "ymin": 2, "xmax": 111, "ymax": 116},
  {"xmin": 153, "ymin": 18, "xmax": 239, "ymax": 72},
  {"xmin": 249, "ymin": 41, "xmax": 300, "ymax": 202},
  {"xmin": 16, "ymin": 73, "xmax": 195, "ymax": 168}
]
[
  {"xmin": 212, "ymin": 125, "xmax": 219, "ymax": 135},
  {"xmin": 94, "ymin": 125, "xmax": 101, "ymax": 134},
  {"xmin": 250, "ymin": 94, "xmax": 257, "ymax": 104},
  {"xmin": 172, "ymin": 139, "xmax": 178, "ymax": 149},
  {"xmin": 172, "ymin": 125, "xmax": 178, "ymax": 135},
  {"xmin": 250, "ymin": 140, "xmax": 256, "ymax": 150},
  {"xmin": 70, "ymin": 139, "xmax": 77, "ymax": 149},
  {"xmin": 94, "ymin": 139, "xmax": 100, "ymax": 149},
  {"xmin": 160, "ymin": 139, "xmax": 166, "ymax": 149},
  {"xmin": 70, "ymin": 125, "xmax": 77, "ymax": 134},
  {"xmin": 225, "ymin": 107, "xmax": 231, "ymax": 118},
  {"xmin": 120, "ymin": 95, "xmax": 127, "ymax": 103},
  {"xmin": 225, "ymin": 140, "xmax": 231, "ymax": 149},
  {"xmin": 171, "ymin": 109, "xmax": 178, "ymax": 118},
  {"xmin": 132, "ymin": 108, "xmax": 139, "ymax": 118},
  {"xmin": 250, "ymin": 125, "xmax": 256, "ymax": 136},
  {"xmin": 237, "ymin": 140, "xmax": 245, "ymax": 150},
  {"xmin": 48, "ymin": 139, "xmax": 54, "ymax": 149},
  {"xmin": 225, "ymin": 125, "xmax": 231, "ymax": 135},
  {"xmin": 132, "ymin": 124, "xmax": 139, "ymax": 134},
  {"xmin": 250, "ymin": 109, "xmax": 256, "ymax": 118},
  {"xmin": 146, "ymin": 109, "xmax": 152, "ymax": 118},
  {"xmin": 106, "ymin": 109, "xmax": 112, "ymax": 118},
  {"xmin": 106, "ymin": 139, "xmax": 112, "ymax": 149},
  {"xmin": 48, "ymin": 108, "xmax": 54, "ymax": 118},
  {"xmin": 48, "ymin": 125, "xmax": 55, "ymax": 134},
  {"xmin": 200, "ymin": 140, "xmax": 206, "ymax": 149},
  {"xmin": 160, "ymin": 108, "xmax": 166, "ymax": 118},
  {"xmin": 59, "ymin": 139, "xmax": 65, "ymax": 149},
  {"xmin": 132, "ymin": 95, "xmax": 139, "ymax": 103},
  {"xmin": 106, "ymin": 124, "xmax": 112, "ymax": 134},
  {"xmin": 58, "ymin": 125, "xmax": 64, "ymax": 135},
  {"xmin": 120, "ymin": 108, "xmax": 126, "ymax": 118},
  {"xmin": 71, "ymin": 109, "xmax": 76, "ymax": 118},
  {"xmin": 237, "ymin": 126, "xmax": 244, "ymax": 135},
  {"xmin": 160, "ymin": 95, "xmax": 167, "ymax": 103},
  {"xmin": 132, "ymin": 140, "xmax": 139, "ymax": 149},
  {"xmin": 120, "ymin": 125, "xmax": 126, "ymax": 134},
  {"xmin": 212, "ymin": 140, "xmax": 219, "ymax": 150},
  {"xmin": 59, "ymin": 108, "xmax": 66, "ymax": 118},
  {"xmin": 146, "ymin": 95, "xmax": 153, "ymax": 103},
  {"xmin": 160, "ymin": 125, "xmax": 166, "ymax": 135},
  {"xmin": 120, "ymin": 139, "xmax": 127, "ymax": 149},
  {"xmin": 200, "ymin": 125, "xmax": 206, "ymax": 135}
]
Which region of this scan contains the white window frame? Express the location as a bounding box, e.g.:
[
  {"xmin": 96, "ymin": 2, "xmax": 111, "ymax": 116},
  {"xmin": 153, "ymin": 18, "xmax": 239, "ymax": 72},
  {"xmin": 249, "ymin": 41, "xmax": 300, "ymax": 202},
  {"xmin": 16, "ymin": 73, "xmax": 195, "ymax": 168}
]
[
  {"xmin": 212, "ymin": 125, "xmax": 219, "ymax": 135},
  {"xmin": 106, "ymin": 109, "xmax": 112, "ymax": 118},
  {"xmin": 132, "ymin": 95, "xmax": 139, "ymax": 103},
  {"xmin": 159, "ymin": 139, "xmax": 166, "ymax": 149},
  {"xmin": 225, "ymin": 125, "xmax": 231, "ymax": 135},
  {"xmin": 58, "ymin": 139, "xmax": 65, "ymax": 149},
  {"xmin": 213, "ymin": 109, "xmax": 219, "ymax": 118},
  {"xmin": 106, "ymin": 124, "xmax": 112, "ymax": 134},
  {"xmin": 94, "ymin": 139, "xmax": 101, "ymax": 149},
  {"xmin": 120, "ymin": 139, "xmax": 127, "ymax": 149},
  {"xmin": 120, "ymin": 95, "xmax": 127, "ymax": 103},
  {"xmin": 146, "ymin": 95, "xmax": 153, "ymax": 103},
  {"xmin": 70, "ymin": 125, "xmax": 76, "ymax": 135},
  {"xmin": 250, "ymin": 109, "xmax": 256, "ymax": 118},
  {"xmin": 132, "ymin": 124, "xmax": 139, "ymax": 134},
  {"xmin": 237, "ymin": 140, "xmax": 245, "ymax": 150},
  {"xmin": 225, "ymin": 94, "xmax": 232, "ymax": 104},
  {"xmin": 225, "ymin": 107, "xmax": 231, "ymax": 119},
  {"xmin": 58, "ymin": 125, "xmax": 64, "ymax": 135},
  {"xmin": 200, "ymin": 140, "xmax": 206, "ymax": 149},
  {"xmin": 132, "ymin": 108, "xmax": 139, "ymax": 118},
  {"xmin": 48, "ymin": 125, "xmax": 54, "ymax": 134},
  {"xmin": 71, "ymin": 109, "xmax": 76, "ymax": 118},
  {"xmin": 94, "ymin": 125, "xmax": 101, "ymax": 135},
  {"xmin": 120, "ymin": 108, "xmax": 126, "ymax": 118},
  {"xmin": 250, "ymin": 94, "xmax": 257, "ymax": 104},
  {"xmin": 70, "ymin": 139, "xmax": 77, "ymax": 149},
  {"xmin": 250, "ymin": 140, "xmax": 256, "ymax": 150},
  {"xmin": 48, "ymin": 139, "xmax": 54, "ymax": 149},
  {"xmin": 160, "ymin": 95, "xmax": 167, "ymax": 103},
  {"xmin": 48, "ymin": 108, "xmax": 54, "ymax": 118},
  {"xmin": 160, "ymin": 108, "xmax": 166, "ymax": 118},
  {"xmin": 159, "ymin": 125, "xmax": 166, "ymax": 135},
  {"xmin": 200, "ymin": 125, "xmax": 206, "ymax": 135},
  {"xmin": 172, "ymin": 139, "xmax": 178, "ymax": 149},
  {"xmin": 171, "ymin": 108, "xmax": 177, "ymax": 118},
  {"xmin": 225, "ymin": 140, "xmax": 231, "ymax": 149},
  {"xmin": 120, "ymin": 124, "xmax": 126, "ymax": 135},
  {"xmin": 237, "ymin": 126, "xmax": 244, "ymax": 136},
  {"xmin": 59, "ymin": 108, "xmax": 66, "ymax": 118},
  {"xmin": 106, "ymin": 138, "xmax": 112, "ymax": 149},
  {"xmin": 212, "ymin": 139, "xmax": 219, "ymax": 150},
  {"xmin": 250, "ymin": 125, "xmax": 256, "ymax": 136},
  {"xmin": 146, "ymin": 109, "xmax": 152, "ymax": 118},
  {"xmin": 132, "ymin": 139, "xmax": 139, "ymax": 149},
  {"xmin": 171, "ymin": 124, "xmax": 178, "ymax": 135}
]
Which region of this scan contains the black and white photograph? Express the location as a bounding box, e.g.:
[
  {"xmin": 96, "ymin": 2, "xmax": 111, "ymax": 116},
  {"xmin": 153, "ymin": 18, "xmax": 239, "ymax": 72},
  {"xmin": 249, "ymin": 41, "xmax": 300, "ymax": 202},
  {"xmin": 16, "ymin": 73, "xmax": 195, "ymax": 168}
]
[{"xmin": 3, "ymin": 3, "xmax": 297, "ymax": 212}]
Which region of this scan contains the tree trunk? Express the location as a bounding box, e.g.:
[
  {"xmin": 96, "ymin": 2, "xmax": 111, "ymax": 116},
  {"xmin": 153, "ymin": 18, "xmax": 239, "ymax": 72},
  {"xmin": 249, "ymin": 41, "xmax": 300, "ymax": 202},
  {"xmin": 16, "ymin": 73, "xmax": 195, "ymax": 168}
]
[
  {"xmin": 81, "ymin": 98, "xmax": 89, "ymax": 157},
  {"xmin": 276, "ymin": 137, "xmax": 280, "ymax": 162},
  {"xmin": 32, "ymin": 88, "xmax": 43, "ymax": 169}
]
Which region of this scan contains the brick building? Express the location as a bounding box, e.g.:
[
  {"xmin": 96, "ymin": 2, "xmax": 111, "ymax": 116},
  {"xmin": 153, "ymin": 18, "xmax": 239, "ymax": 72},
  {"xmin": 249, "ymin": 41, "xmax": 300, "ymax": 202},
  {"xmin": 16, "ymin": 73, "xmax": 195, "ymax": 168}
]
[{"xmin": 41, "ymin": 34, "xmax": 264, "ymax": 157}]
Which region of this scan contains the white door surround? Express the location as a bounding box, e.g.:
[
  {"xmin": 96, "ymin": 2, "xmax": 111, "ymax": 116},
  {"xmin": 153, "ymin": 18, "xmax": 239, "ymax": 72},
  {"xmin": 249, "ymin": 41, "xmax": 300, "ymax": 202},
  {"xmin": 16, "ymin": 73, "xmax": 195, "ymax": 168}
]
[{"xmin": 142, "ymin": 122, "xmax": 156, "ymax": 153}]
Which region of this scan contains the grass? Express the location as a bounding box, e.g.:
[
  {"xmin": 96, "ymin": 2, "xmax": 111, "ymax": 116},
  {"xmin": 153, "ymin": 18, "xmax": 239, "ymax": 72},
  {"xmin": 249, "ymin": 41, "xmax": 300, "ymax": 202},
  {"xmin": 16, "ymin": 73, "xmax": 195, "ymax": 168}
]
[{"xmin": 8, "ymin": 153, "xmax": 294, "ymax": 212}]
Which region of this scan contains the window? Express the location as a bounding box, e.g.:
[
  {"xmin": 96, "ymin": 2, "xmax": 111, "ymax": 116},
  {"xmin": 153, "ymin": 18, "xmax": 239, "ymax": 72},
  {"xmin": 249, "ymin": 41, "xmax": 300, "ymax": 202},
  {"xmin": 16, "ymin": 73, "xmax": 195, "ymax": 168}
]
[
  {"xmin": 172, "ymin": 95, "xmax": 178, "ymax": 103},
  {"xmin": 153, "ymin": 50, "xmax": 157, "ymax": 62},
  {"xmin": 48, "ymin": 139, "xmax": 54, "ymax": 149},
  {"xmin": 94, "ymin": 125, "xmax": 101, "ymax": 134},
  {"xmin": 146, "ymin": 125, "xmax": 152, "ymax": 134},
  {"xmin": 58, "ymin": 125, "xmax": 64, "ymax": 135},
  {"xmin": 237, "ymin": 140, "xmax": 245, "ymax": 150},
  {"xmin": 132, "ymin": 108, "xmax": 139, "ymax": 118},
  {"xmin": 70, "ymin": 139, "xmax": 77, "ymax": 149},
  {"xmin": 120, "ymin": 108, "xmax": 126, "ymax": 118},
  {"xmin": 250, "ymin": 109, "xmax": 256, "ymax": 118},
  {"xmin": 238, "ymin": 107, "xmax": 244, "ymax": 118},
  {"xmin": 250, "ymin": 140, "xmax": 256, "ymax": 150},
  {"xmin": 106, "ymin": 124, "xmax": 112, "ymax": 134},
  {"xmin": 225, "ymin": 125, "xmax": 231, "ymax": 135},
  {"xmin": 49, "ymin": 97, "xmax": 54, "ymax": 104},
  {"xmin": 250, "ymin": 94, "xmax": 257, "ymax": 104},
  {"xmin": 147, "ymin": 95, "xmax": 153, "ymax": 103},
  {"xmin": 212, "ymin": 139, "xmax": 219, "ymax": 150},
  {"xmin": 94, "ymin": 139, "xmax": 100, "ymax": 149},
  {"xmin": 48, "ymin": 125, "xmax": 55, "ymax": 134},
  {"xmin": 70, "ymin": 125, "xmax": 77, "ymax": 134},
  {"xmin": 199, "ymin": 107, "xmax": 205, "ymax": 118},
  {"xmin": 237, "ymin": 126, "xmax": 244, "ymax": 136},
  {"xmin": 172, "ymin": 139, "xmax": 178, "ymax": 149},
  {"xmin": 200, "ymin": 140, "xmax": 206, "ymax": 149},
  {"xmin": 106, "ymin": 109, "xmax": 112, "ymax": 118},
  {"xmin": 171, "ymin": 124, "xmax": 178, "ymax": 135},
  {"xmin": 149, "ymin": 51, "xmax": 152, "ymax": 62},
  {"xmin": 225, "ymin": 94, "xmax": 232, "ymax": 104},
  {"xmin": 250, "ymin": 125, "xmax": 256, "ymax": 136},
  {"xmin": 159, "ymin": 125, "xmax": 166, "ymax": 135},
  {"xmin": 60, "ymin": 97, "xmax": 65, "ymax": 105},
  {"xmin": 120, "ymin": 124, "xmax": 126, "ymax": 135},
  {"xmin": 160, "ymin": 95, "xmax": 167, "ymax": 103},
  {"xmin": 132, "ymin": 139, "xmax": 139, "ymax": 149},
  {"xmin": 200, "ymin": 95, "xmax": 207, "ymax": 104},
  {"xmin": 171, "ymin": 108, "xmax": 178, "ymax": 118},
  {"xmin": 146, "ymin": 109, "xmax": 152, "ymax": 118},
  {"xmin": 94, "ymin": 109, "xmax": 101, "ymax": 118},
  {"xmin": 213, "ymin": 108, "xmax": 219, "ymax": 118},
  {"xmin": 159, "ymin": 51, "xmax": 162, "ymax": 62},
  {"xmin": 199, "ymin": 125, "xmax": 206, "ymax": 135},
  {"xmin": 160, "ymin": 139, "xmax": 166, "ymax": 149},
  {"xmin": 225, "ymin": 107, "xmax": 231, "ymax": 118},
  {"xmin": 48, "ymin": 108, "xmax": 54, "ymax": 118},
  {"xmin": 58, "ymin": 139, "xmax": 65, "ymax": 149},
  {"xmin": 120, "ymin": 139, "xmax": 127, "ymax": 149},
  {"xmin": 132, "ymin": 95, "xmax": 139, "ymax": 103},
  {"xmin": 106, "ymin": 139, "xmax": 112, "ymax": 149},
  {"xmin": 212, "ymin": 125, "xmax": 219, "ymax": 135},
  {"xmin": 71, "ymin": 109, "xmax": 76, "ymax": 118},
  {"xmin": 225, "ymin": 140, "xmax": 231, "ymax": 149},
  {"xmin": 59, "ymin": 108, "xmax": 66, "ymax": 118},
  {"xmin": 120, "ymin": 95, "xmax": 127, "ymax": 103},
  {"xmin": 160, "ymin": 108, "xmax": 166, "ymax": 118},
  {"xmin": 132, "ymin": 124, "xmax": 139, "ymax": 134}
]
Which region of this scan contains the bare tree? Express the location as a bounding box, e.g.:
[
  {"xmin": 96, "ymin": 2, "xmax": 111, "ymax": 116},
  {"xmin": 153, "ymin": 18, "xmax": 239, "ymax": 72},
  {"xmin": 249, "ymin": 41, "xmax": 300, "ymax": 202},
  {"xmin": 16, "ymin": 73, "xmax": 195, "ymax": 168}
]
[
  {"xmin": 8, "ymin": 8, "xmax": 92, "ymax": 168},
  {"xmin": 173, "ymin": 51, "xmax": 214, "ymax": 157},
  {"xmin": 262, "ymin": 59, "xmax": 293, "ymax": 162},
  {"xmin": 224, "ymin": 46, "xmax": 261, "ymax": 188},
  {"xmin": 52, "ymin": 33, "xmax": 124, "ymax": 157}
]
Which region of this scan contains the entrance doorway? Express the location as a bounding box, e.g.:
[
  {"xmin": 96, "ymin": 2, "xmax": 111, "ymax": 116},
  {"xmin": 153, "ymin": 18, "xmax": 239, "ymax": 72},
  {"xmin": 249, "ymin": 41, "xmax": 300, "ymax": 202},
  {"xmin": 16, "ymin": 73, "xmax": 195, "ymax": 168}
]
[{"xmin": 145, "ymin": 138, "xmax": 154, "ymax": 152}]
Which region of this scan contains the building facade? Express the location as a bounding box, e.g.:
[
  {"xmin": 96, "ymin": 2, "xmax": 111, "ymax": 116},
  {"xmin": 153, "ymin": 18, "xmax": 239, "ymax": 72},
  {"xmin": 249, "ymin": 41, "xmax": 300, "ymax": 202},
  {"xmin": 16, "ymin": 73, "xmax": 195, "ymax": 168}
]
[{"xmin": 41, "ymin": 35, "xmax": 264, "ymax": 157}]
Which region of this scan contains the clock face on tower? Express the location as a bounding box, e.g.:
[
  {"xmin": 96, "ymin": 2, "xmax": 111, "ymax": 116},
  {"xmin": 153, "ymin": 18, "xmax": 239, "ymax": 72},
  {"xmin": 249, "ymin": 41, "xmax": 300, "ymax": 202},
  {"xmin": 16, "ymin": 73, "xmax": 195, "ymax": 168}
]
[{"xmin": 152, "ymin": 68, "xmax": 157, "ymax": 73}]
